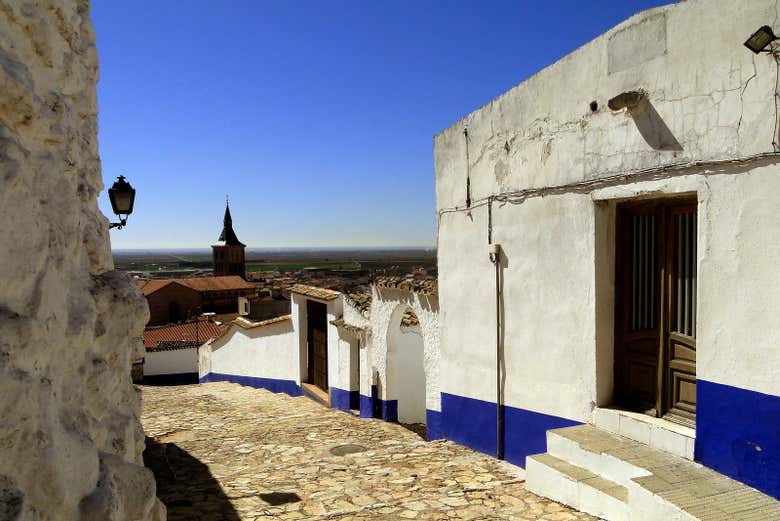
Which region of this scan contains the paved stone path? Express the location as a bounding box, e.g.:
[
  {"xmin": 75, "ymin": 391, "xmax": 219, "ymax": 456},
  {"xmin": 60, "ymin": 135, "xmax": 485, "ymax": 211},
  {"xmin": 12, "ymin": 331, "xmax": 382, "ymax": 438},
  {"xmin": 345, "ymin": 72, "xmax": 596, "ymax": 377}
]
[{"xmin": 141, "ymin": 382, "xmax": 595, "ymax": 520}]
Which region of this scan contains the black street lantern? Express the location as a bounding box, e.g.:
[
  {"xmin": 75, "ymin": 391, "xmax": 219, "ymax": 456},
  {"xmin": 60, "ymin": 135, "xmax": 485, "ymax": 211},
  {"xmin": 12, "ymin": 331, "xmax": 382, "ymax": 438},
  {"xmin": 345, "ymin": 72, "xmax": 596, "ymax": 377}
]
[
  {"xmin": 744, "ymin": 25, "xmax": 778, "ymax": 54},
  {"xmin": 108, "ymin": 175, "xmax": 136, "ymax": 229}
]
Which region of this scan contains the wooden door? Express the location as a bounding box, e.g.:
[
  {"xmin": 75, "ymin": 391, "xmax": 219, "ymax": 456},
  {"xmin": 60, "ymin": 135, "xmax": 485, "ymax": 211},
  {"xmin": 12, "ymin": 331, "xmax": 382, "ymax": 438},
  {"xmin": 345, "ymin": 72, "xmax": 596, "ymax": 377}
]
[
  {"xmin": 615, "ymin": 203, "xmax": 662, "ymax": 414},
  {"xmin": 306, "ymin": 300, "xmax": 329, "ymax": 391},
  {"xmin": 614, "ymin": 199, "xmax": 697, "ymax": 424},
  {"xmin": 664, "ymin": 205, "xmax": 697, "ymax": 426}
]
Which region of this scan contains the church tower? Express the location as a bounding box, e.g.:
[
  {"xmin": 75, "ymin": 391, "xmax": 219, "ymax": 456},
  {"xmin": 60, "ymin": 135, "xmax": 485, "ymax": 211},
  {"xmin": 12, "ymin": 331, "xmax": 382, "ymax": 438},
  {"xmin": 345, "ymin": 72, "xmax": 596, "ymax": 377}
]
[{"xmin": 212, "ymin": 201, "xmax": 246, "ymax": 279}]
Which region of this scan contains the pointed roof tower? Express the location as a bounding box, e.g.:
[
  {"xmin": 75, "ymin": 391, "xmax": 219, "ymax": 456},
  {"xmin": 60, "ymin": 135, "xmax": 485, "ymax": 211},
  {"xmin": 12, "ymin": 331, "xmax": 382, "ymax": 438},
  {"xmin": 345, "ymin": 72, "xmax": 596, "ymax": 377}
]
[{"xmin": 216, "ymin": 202, "xmax": 245, "ymax": 246}]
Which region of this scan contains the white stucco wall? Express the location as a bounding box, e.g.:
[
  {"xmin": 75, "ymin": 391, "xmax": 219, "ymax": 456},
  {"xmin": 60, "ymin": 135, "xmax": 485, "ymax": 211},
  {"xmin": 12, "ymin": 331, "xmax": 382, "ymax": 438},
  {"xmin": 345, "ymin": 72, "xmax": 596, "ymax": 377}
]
[
  {"xmin": 367, "ymin": 288, "xmax": 441, "ymax": 414},
  {"xmin": 145, "ymin": 348, "xmax": 199, "ymax": 376},
  {"xmin": 0, "ymin": 2, "xmax": 164, "ymax": 519},
  {"xmin": 434, "ymin": 0, "xmax": 780, "ymax": 426},
  {"xmin": 208, "ymin": 320, "xmax": 298, "ymax": 383}
]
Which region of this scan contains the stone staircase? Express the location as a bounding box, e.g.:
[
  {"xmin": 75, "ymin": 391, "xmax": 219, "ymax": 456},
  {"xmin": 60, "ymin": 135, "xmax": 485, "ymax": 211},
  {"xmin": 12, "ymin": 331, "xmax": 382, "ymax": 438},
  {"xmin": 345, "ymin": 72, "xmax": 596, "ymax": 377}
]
[{"xmin": 526, "ymin": 424, "xmax": 780, "ymax": 521}]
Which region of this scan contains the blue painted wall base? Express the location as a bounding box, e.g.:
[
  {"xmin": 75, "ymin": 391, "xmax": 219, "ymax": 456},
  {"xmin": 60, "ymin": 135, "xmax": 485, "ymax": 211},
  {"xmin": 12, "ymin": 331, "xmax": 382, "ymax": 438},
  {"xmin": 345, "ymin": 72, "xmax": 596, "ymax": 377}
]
[
  {"xmin": 426, "ymin": 409, "xmax": 443, "ymax": 441},
  {"xmin": 696, "ymin": 380, "xmax": 780, "ymax": 499},
  {"xmin": 331, "ymin": 387, "xmax": 360, "ymax": 412},
  {"xmin": 143, "ymin": 372, "xmax": 199, "ymax": 385},
  {"xmin": 200, "ymin": 372, "xmax": 301, "ymax": 397},
  {"xmin": 358, "ymin": 385, "xmax": 397, "ymax": 422},
  {"xmin": 440, "ymin": 392, "xmax": 580, "ymax": 467}
]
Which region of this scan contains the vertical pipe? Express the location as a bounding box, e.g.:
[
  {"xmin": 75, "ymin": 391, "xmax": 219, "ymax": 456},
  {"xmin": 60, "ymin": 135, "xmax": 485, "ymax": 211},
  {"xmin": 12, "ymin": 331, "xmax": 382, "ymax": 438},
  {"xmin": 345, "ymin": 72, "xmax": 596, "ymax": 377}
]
[{"xmin": 495, "ymin": 252, "xmax": 503, "ymax": 460}]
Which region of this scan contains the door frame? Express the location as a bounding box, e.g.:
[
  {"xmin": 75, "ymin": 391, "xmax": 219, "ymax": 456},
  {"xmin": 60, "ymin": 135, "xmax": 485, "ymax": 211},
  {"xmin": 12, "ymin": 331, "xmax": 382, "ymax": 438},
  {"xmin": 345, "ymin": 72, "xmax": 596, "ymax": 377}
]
[
  {"xmin": 305, "ymin": 299, "xmax": 329, "ymax": 391},
  {"xmin": 613, "ymin": 196, "xmax": 697, "ymax": 424}
]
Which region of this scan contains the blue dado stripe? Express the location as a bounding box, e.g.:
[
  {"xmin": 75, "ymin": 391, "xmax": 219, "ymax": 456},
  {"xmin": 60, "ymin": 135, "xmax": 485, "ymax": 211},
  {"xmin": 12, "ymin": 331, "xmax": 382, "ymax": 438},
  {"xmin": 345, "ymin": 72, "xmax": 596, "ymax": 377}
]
[
  {"xmin": 696, "ymin": 380, "xmax": 780, "ymax": 499},
  {"xmin": 440, "ymin": 392, "xmax": 580, "ymax": 467},
  {"xmin": 503, "ymin": 404, "xmax": 580, "ymax": 466},
  {"xmin": 331, "ymin": 387, "xmax": 359, "ymax": 412},
  {"xmin": 426, "ymin": 409, "xmax": 444, "ymax": 441},
  {"xmin": 359, "ymin": 385, "xmax": 397, "ymax": 422},
  {"xmin": 143, "ymin": 372, "xmax": 199, "ymax": 385},
  {"xmin": 200, "ymin": 372, "xmax": 301, "ymax": 397},
  {"xmin": 441, "ymin": 393, "xmax": 497, "ymax": 456}
]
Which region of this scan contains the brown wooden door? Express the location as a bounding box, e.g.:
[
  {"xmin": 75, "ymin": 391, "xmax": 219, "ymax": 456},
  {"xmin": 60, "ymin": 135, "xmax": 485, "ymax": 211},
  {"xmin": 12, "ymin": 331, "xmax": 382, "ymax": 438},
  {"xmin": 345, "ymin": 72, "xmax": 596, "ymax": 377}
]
[
  {"xmin": 615, "ymin": 199, "xmax": 697, "ymax": 425},
  {"xmin": 615, "ymin": 203, "xmax": 663, "ymax": 414},
  {"xmin": 306, "ymin": 300, "xmax": 329, "ymax": 391},
  {"xmin": 664, "ymin": 205, "xmax": 697, "ymax": 426}
]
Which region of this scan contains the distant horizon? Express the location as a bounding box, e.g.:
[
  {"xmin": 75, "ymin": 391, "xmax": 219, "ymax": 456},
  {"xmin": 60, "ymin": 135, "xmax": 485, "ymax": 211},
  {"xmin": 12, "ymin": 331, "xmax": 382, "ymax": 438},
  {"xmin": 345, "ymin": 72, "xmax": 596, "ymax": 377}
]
[{"xmin": 113, "ymin": 245, "xmax": 436, "ymax": 253}]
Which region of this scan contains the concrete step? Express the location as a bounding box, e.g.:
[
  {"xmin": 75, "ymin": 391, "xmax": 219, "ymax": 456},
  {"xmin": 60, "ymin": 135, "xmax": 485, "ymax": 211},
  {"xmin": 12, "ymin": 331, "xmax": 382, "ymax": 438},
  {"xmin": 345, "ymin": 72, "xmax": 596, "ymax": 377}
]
[
  {"xmin": 301, "ymin": 382, "xmax": 330, "ymax": 407},
  {"xmin": 546, "ymin": 425, "xmax": 653, "ymax": 486},
  {"xmin": 527, "ymin": 424, "xmax": 780, "ymax": 521},
  {"xmin": 526, "ymin": 453, "xmax": 628, "ymax": 521}
]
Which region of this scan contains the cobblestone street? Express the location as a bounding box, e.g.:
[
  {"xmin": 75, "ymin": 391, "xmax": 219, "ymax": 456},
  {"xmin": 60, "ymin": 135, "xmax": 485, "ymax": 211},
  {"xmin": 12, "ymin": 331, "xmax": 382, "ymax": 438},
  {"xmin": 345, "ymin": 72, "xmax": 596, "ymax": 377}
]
[{"xmin": 141, "ymin": 382, "xmax": 594, "ymax": 520}]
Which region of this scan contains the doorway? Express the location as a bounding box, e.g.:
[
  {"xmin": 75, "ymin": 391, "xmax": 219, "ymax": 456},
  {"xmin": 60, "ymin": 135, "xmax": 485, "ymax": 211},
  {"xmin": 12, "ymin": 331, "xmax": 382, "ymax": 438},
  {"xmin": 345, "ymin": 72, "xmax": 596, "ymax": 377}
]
[
  {"xmin": 614, "ymin": 198, "xmax": 697, "ymax": 427},
  {"xmin": 306, "ymin": 300, "xmax": 328, "ymax": 391}
]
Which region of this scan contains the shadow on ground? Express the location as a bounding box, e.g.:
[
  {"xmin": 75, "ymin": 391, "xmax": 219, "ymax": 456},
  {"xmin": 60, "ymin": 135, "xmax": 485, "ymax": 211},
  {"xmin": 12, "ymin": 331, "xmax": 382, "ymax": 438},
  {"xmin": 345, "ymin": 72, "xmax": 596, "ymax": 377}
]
[
  {"xmin": 400, "ymin": 422, "xmax": 427, "ymax": 440},
  {"xmin": 143, "ymin": 437, "xmax": 241, "ymax": 521}
]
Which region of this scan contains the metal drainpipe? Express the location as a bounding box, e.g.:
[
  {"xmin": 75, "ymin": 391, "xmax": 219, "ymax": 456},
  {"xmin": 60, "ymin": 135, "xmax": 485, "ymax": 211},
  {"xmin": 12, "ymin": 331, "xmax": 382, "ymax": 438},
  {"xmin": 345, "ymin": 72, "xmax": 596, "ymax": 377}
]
[{"xmin": 490, "ymin": 242, "xmax": 503, "ymax": 460}]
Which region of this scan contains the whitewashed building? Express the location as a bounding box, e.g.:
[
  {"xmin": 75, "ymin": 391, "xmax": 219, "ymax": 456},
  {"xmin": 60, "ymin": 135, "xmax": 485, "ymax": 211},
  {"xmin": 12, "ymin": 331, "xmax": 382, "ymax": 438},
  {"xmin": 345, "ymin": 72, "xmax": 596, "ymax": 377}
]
[
  {"xmin": 197, "ymin": 282, "xmax": 443, "ymax": 437},
  {"xmin": 434, "ymin": 0, "xmax": 780, "ymax": 511}
]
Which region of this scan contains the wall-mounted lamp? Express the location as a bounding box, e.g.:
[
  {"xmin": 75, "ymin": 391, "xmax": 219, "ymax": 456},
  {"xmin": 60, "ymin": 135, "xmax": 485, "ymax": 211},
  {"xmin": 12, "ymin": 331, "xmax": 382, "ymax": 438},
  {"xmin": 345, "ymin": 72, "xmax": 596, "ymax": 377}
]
[
  {"xmin": 108, "ymin": 175, "xmax": 136, "ymax": 230},
  {"xmin": 744, "ymin": 25, "xmax": 778, "ymax": 54}
]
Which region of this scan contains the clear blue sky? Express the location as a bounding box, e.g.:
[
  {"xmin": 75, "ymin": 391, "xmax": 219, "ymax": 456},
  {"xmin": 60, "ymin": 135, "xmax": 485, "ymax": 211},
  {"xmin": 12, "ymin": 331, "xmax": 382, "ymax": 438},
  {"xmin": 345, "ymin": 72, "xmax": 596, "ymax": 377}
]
[{"xmin": 94, "ymin": 0, "xmax": 673, "ymax": 249}]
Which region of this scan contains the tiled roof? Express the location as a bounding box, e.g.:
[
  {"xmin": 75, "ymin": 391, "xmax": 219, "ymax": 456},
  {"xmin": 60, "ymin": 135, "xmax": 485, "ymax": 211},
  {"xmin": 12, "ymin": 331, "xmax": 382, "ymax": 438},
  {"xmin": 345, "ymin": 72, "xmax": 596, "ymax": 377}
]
[
  {"xmin": 290, "ymin": 284, "xmax": 341, "ymax": 301},
  {"xmin": 401, "ymin": 309, "xmax": 420, "ymax": 327},
  {"xmin": 137, "ymin": 276, "xmax": 255, "ymax": 296},
  {"xmin": 232, "ymin": 315, "xmax": 291, "ymax": 330},
  {"xmin": 345, "ymin": 292, "xmax": 371, "ymax": 314},
  {"xmin": 143, "ymin": 320, "xmax": 229, "ymax": 348},
  {"xmin": 147, "ymin": 340, "xmax": 201, "ymax": 352},
  {"xmin": 331, "ymin": 317, "xmax": 366, "ymax": 334},
  {"xmin": 374, "ymin": 276, "xmax": 437, "ymax": 295}
]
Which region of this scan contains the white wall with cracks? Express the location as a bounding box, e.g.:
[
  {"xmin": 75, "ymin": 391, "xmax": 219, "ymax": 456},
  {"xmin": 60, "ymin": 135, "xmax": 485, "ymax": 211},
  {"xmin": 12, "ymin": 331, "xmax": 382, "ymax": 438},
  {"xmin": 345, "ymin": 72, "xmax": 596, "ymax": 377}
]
[
  {"xmin": 434, "ymin": 0, "xmax": 780, "ymax": 423},
  {"xmin": 0, "ymin": 1, "xmax": 164, "ymax": 520}
]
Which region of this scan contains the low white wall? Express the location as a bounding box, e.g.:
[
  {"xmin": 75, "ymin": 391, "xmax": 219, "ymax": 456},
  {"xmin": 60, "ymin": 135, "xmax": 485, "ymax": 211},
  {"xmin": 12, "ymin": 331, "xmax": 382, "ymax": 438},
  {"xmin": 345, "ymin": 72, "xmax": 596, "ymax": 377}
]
[
  {"xmin": 145, "ymin": 348, "xmax": 199, "ymax": 376},
  {"xmin": 209, "ymin": 319, "xmax": 298, "ymax": 382}
]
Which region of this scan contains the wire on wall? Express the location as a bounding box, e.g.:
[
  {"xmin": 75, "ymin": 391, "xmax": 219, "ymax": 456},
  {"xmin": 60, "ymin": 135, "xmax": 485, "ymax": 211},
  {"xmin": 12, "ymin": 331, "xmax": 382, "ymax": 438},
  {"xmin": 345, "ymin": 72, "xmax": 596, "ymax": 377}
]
[{"xmin": 464, "ymin": 128, "xmax": 471, "ymax": 208}]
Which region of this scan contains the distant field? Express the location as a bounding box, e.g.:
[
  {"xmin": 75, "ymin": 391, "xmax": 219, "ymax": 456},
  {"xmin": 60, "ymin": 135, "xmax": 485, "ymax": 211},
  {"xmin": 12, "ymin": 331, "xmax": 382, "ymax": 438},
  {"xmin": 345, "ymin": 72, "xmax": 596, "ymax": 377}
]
[
  {"xmin": 246, "ymin": 261, "xmax": 360, "ymax": 272},
  {"xmin": 113, "ymin": 248, "xmax": 436, "ymax": 273}
]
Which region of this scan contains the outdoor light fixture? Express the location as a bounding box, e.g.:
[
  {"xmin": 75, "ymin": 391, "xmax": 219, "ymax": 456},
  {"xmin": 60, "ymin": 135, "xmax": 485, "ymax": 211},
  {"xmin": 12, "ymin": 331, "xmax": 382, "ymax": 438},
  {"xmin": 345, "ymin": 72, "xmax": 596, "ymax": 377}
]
[
  {"xmin": 107, "ymin": 175, "xmax": 136, "ymax": 230},
  {"xmin": 744, "ymin": 25, "xmax": 778, "ymax": 54}
]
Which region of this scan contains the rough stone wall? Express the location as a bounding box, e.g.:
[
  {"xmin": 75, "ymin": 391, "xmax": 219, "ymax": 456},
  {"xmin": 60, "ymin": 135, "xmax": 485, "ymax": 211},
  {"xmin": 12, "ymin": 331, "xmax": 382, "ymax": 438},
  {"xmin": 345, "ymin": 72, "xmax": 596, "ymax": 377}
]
[{"xmin": 0, "ymin": 1, "xmax": 164, "ymax": 520}]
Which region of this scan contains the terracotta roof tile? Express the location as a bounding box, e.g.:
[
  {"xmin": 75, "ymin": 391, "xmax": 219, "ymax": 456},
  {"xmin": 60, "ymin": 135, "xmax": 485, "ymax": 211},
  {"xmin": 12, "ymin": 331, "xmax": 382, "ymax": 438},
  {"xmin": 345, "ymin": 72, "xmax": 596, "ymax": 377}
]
[
  {"xmin": 401, "ymin": 309, "xmax": 420, "ymax": 327},
  {"xmin": 331, "ymin": 317, "xmax": 366, "ymax": 334},
  {"xmin": 290, "ymin": 284, "xmax": 341, "ymax": 301},
  {"xmin": 137, "ymin": 276, "xmax": 254, "ymax": 296},
  {"xmin": 374, "ymin": 276, "xmax": 437, "ymax": 295},
  {"xmin": 143, "ymin": 320, "xmax": 229, "ymax": 348},
  {"xmin": 232, "ymin": 315, "xmax": 291, "ymax": 330},
  {"xmin": 345, "ymin": 292, "xmax": 371, "ymax": 314}
]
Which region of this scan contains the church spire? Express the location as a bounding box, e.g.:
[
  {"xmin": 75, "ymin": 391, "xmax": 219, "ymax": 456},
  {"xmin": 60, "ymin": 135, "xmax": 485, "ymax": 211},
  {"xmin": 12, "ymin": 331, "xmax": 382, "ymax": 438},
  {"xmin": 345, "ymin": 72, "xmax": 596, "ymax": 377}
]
[{"xmin": 217, "ymin": 199, "xmax": 245, "ymax": 246}]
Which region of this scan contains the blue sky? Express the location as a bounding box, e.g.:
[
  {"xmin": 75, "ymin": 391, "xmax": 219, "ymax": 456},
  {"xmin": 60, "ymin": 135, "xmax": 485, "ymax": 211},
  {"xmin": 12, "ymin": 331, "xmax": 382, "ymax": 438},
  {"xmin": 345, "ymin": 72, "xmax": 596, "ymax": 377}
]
[{"xmin": 94, "ymin": 0, "xmax": 673, "ymax": 249}]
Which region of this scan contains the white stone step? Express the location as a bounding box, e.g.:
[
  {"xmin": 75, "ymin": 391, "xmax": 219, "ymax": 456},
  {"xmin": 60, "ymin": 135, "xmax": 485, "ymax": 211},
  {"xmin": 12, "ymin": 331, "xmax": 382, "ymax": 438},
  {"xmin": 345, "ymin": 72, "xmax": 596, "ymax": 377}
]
[
  {"xmin": 546, "ymin": 425, "xmax": 651, "ymax": 487},
  {"xmin": 526, "ymin": 453, "xmax": 628, "ymax": 521},
  {"xmin": 530, "ymin": 425, "xmax": 780, "ymax": 521}
]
